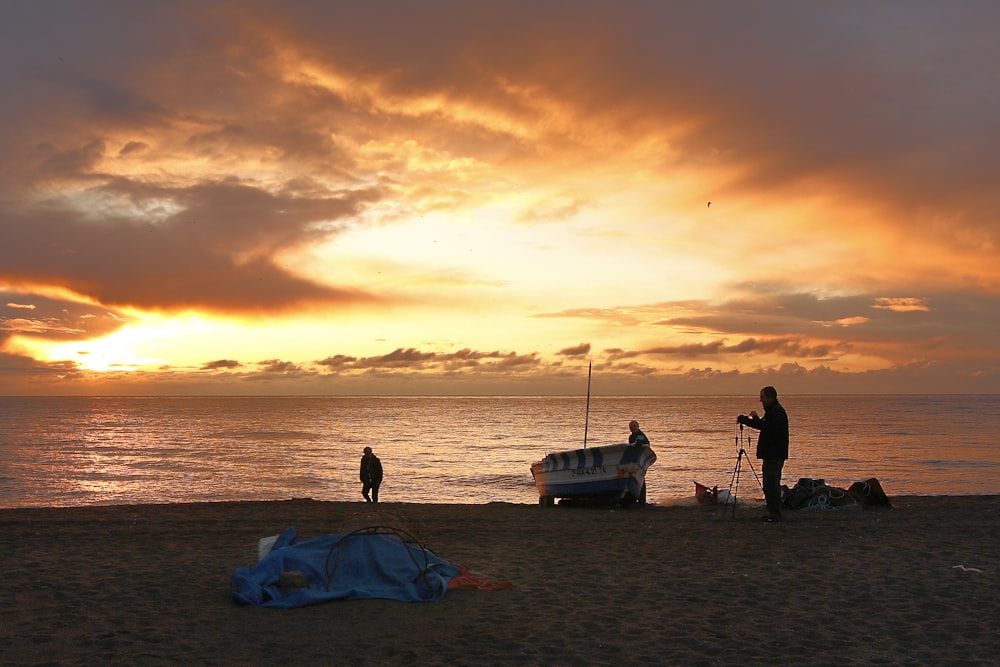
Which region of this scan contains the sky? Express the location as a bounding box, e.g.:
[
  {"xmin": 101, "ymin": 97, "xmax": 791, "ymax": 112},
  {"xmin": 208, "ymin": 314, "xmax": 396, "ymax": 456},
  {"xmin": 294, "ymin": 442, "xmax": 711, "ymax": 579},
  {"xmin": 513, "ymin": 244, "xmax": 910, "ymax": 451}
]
[{"xmin": 1, "ymin": 1, "xmax": 999, "ymax": 396}]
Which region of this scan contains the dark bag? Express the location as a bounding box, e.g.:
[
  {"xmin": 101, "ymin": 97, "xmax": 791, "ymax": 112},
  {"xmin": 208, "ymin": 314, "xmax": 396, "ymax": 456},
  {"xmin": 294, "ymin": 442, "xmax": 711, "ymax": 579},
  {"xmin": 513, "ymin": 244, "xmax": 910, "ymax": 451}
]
[
  {"xmin": 847, "ymin": 478, "xmax": 891, "ymax": 507},
  {"xmin": 782, "ymin": 478, "xmax": 826, "ymax": 509}
]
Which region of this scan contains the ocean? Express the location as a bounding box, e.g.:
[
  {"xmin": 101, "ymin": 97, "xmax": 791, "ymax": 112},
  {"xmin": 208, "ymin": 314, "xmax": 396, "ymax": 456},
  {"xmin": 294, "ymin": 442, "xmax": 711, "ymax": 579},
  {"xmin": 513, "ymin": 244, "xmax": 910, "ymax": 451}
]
[{"xmin": 1, "ymin": 395, "xmax": 997, "ymax": 508}]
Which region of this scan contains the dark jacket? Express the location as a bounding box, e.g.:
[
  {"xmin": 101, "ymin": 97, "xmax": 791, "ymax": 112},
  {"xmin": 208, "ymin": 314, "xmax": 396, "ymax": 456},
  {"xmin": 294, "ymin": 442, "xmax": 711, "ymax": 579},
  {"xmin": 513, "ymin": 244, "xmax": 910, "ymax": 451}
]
[
  {"xmin": 738, "ymin": 401, "xmax": 789, "ymax": 460},
  {"xmin": 360, "ymin": 454, "xmax": 383, "ymax": 484},
  {"xmin": 629, "ymin": 430, "xmax": 650, "ymax": 446}
]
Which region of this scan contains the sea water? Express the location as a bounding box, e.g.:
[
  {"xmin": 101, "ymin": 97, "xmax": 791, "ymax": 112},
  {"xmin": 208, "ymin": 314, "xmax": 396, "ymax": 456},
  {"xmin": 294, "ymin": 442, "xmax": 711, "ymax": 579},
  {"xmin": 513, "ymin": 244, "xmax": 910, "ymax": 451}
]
[{"xmin": 0, "ymin": 395, "xmax": 997, "ymax": 508}]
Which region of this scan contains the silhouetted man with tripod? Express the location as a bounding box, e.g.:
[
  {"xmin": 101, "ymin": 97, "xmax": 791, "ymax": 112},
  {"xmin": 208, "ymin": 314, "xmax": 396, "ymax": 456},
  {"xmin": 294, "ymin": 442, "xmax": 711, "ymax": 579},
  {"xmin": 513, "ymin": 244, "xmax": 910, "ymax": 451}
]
[{"xmin": 738, "ymin": 386, "xmax": 789, "ymax": 522}]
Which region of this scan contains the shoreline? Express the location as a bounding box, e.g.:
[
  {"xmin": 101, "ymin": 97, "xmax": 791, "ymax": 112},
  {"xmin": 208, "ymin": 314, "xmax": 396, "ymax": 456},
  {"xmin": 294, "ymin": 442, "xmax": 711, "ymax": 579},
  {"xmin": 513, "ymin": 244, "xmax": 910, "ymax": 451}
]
[
  {"xmin": 2, "ymin": 489, "xmax": 995, "ymax": 512},
  {"xmin": 3, "ymin": 497, "xmax": 997, "ymax": 665}
]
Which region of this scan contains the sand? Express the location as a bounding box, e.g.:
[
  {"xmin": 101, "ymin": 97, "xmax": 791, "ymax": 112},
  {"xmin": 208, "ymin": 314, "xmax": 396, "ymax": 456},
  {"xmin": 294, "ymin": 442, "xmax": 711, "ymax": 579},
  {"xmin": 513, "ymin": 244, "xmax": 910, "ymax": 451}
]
[{"xmin": 1, "ymin": 496, "xmax": 997, "ymax": 666}]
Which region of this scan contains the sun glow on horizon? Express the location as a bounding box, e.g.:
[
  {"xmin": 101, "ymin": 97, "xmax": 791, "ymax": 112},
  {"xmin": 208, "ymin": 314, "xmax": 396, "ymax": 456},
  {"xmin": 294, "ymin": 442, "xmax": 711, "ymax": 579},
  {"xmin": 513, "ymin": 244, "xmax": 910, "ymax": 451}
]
[{"xmin": 15, "ymin": 316, "xmax": 214, "ymax": 373}]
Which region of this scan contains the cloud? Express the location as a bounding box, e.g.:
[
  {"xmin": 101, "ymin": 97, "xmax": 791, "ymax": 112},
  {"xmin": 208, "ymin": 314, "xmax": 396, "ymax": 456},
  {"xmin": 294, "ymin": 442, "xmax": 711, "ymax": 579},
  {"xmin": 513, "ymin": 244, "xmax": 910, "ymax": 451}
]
[
  {"xmin": 315, "ymin": 347, "xmax": 541, "ymax": 374},
  {"xmin": 2, "ymin": 337, "xmax": 998, "ymax": 396},
  {"xmin": 315, "ymin": 354, "xmax": 359, "ymax": 371},
  {"xmin": 643, "ymin": 337, "xmax": 839, "ymax": 360},
  {"xmin": 201, "ymin": 359, "xmax": 242, "ymax": 370},
  {"xmin": 0, "ymin": 177, "xmax": 384, "ymax": 313},
  {"xmin": 5, "ymin": 3, "xmax": 998, "ymax": 305},
  {"xmin": 1, "ymin": 2, "xmax": 998, "ymax": 395},
  {"xmin": 255, "ymin": 359, "xmax": 305, "ymax": 374},
  {"xmin": 873, "ymin": 297, "xmax": 930, "ymax": 313},
  {"xmin": 537, "ymin": 285, "xmax": 1000, "ymax": 376},
  {"xmin": 557, "ymin": 343, "xmax": 591, "ymax": 357},
  {"xmin": 1, "ymin": 292, "xmax": 128, "ymax": 341}
]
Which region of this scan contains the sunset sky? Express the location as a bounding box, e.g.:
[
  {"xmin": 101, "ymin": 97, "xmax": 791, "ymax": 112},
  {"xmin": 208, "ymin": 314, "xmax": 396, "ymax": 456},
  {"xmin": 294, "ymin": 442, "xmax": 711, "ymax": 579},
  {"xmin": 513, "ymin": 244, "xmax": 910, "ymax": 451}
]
[{"xmin": 2, "ymin": 1, "xmax": 999, "ymax": 395}]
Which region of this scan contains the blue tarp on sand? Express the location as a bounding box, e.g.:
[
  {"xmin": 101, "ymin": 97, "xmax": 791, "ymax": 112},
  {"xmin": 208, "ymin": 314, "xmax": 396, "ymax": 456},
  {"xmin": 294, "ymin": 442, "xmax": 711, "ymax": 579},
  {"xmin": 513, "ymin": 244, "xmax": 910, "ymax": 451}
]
[{"xmin": 231, "ymin": 527, "xmax": 460, "ymax": 607}]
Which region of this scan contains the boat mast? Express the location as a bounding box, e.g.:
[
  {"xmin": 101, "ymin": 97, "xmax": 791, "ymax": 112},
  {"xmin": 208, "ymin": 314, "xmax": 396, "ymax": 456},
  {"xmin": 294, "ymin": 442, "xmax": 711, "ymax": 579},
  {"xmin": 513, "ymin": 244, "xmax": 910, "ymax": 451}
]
[{"xmin": 583, "ymin": 361, "xmax": 592, "ymax": 448}]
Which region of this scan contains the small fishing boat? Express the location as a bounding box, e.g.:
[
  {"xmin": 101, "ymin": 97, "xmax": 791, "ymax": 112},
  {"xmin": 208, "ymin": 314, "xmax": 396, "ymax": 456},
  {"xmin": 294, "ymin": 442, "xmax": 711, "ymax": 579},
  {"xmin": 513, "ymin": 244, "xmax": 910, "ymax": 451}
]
[
  {"xmin": 530, "ymin": 442, "xmax": 657, "ymax": 507},
  {"xmin": 532, "ymin": 361, "xmax": 657, "ymax": 506}
]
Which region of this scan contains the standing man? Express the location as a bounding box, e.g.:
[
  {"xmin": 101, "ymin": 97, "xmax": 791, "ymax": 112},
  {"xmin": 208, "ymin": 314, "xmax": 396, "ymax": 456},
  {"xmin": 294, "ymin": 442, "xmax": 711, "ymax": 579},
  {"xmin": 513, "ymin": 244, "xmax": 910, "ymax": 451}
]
[
  {"xmin": 360, "ymin": 446, "xmax": 383, "ymax": 503},
  {"xmin": 628, "ymin": 420, "xmax": 650, "ymax": 505},
  {"xmin": 738, "ymin": 386, "xmax": 789, "ymax": 522}
]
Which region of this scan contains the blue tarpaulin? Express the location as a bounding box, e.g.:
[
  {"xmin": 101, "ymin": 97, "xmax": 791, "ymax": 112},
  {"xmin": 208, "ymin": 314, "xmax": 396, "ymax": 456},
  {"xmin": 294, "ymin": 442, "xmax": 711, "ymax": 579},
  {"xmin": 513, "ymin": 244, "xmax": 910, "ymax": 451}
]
[{"xmin": 231, "ymin": 527, "xmax": 460, "ymax": 607}]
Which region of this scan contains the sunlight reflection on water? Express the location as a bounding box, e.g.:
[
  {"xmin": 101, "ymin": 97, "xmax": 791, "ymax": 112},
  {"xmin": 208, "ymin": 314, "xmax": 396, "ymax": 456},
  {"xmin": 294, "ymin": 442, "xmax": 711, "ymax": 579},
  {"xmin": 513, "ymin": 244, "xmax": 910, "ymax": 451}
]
[{"xmin": 1, "ymin": 395, "xmax": 998, "ymax": 508}]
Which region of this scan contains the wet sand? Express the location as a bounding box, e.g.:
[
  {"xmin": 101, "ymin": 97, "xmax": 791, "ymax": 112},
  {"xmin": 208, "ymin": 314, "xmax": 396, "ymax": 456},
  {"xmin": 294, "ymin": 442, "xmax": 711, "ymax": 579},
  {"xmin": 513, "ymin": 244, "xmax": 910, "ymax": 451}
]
[{"xmin": 1, "ymin": 496, "xmax": 997, "ymax": 665}]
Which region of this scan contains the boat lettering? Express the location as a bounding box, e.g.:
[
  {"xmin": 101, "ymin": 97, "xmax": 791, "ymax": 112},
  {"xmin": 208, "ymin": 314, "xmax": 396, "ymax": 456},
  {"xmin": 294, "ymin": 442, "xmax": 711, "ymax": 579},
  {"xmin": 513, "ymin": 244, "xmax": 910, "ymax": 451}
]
[{"xmin": 571, "ymin": 465, "xmax": 606, "ymax": 477}]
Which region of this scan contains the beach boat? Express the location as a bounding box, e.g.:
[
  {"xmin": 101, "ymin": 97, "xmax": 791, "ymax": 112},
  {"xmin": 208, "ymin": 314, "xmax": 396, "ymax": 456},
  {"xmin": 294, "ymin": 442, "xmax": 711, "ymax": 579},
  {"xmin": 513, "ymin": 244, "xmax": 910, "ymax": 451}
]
[{"xmin": 530, "ymin": 443, "xmax": 657, "ymax": 507}]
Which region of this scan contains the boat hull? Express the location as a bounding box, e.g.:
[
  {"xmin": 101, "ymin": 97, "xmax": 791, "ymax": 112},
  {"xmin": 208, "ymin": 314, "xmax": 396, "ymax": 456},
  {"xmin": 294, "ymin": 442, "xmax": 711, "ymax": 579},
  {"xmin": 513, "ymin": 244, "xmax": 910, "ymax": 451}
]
[{"xmin": 530, "ymin": 443, "xmax": 656, "ymax": 506}]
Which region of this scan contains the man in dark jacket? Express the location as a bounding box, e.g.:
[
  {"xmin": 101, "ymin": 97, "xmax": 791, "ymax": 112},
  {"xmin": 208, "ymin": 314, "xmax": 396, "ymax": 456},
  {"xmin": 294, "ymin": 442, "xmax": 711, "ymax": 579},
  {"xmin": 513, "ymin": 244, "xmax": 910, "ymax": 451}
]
[
  {"xmin": 737, "ymin": 386, "xmax": 789, "ymax": 522},
  {"xmin": 360, "ymin": 447, "xmax": 383, "ymax": 503},
  {"xmin": 628, "ymin": 420, "xmax": 650, "ymax": 446}
]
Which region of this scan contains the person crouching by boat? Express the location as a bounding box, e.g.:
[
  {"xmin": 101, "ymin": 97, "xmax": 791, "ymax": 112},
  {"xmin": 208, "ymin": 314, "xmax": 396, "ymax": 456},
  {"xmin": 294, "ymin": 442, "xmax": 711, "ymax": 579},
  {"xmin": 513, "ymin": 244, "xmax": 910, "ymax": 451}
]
[
  {"xmin": 737, "ymin": 386, "xmax": 789, "ymax": 523},
  {"xmin": 360, "ymin": 447, "xmax": 383, "ymax": 503},
  {"xmin": 628, "ymin": 420, "xmax": 650, "ymax": 505}
]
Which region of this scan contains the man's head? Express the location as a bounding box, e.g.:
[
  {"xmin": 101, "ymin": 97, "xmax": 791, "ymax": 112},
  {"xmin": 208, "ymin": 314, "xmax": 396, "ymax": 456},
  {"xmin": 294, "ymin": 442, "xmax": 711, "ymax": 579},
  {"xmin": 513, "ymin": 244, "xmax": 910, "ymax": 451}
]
[
  {"xmin": 759, "ymin": 386, "xmax": 778, "ymax": 407},
  {"xmin": 363, "ymin": 446, "xmax": 373, "ymax": 454},
  {"xmin": 629, "ymin": 420, "xmax": 640, "ymax": 433}
]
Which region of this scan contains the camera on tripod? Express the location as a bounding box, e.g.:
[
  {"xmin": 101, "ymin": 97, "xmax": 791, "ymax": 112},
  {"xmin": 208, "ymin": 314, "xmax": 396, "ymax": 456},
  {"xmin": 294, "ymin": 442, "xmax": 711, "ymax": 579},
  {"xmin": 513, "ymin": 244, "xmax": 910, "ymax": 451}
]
[
  {"xmin": 735, "ymin": 421, "xmax": 747, "ymax": 452},
  {"xmin": 720, "ymin": 418, "xmax": 763, "ymax": 518}
]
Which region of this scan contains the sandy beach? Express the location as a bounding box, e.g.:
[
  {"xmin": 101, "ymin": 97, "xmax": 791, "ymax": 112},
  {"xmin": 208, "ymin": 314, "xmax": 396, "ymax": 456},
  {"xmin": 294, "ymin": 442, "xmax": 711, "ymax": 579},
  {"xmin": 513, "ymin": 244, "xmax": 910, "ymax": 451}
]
[{"xmin": 2, "ymin": 496, "xmax": 996, "ymax": 666}]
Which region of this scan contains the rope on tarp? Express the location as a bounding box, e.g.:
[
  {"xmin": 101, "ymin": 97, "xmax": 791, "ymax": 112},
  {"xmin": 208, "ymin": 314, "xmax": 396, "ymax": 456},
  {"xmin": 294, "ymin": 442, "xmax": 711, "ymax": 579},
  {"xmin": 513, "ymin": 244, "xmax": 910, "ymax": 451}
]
[{"xmin": 324, "ymin": 510, "xmax": 433, "ymax": 592}]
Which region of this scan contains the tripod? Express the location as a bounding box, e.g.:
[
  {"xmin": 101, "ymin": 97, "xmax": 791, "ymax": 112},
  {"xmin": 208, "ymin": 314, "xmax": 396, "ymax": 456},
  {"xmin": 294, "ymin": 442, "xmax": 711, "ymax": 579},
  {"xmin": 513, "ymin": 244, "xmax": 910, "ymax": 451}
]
[{"xmin": 722, "ymin": 424, "xmax": 764, "ymax": 519}]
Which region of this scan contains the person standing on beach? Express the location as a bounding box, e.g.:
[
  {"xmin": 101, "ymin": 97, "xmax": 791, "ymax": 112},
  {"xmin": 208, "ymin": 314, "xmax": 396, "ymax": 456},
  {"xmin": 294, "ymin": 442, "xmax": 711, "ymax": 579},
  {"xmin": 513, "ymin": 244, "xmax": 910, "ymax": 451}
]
[
  {"xmin": 737, "ymin": 386, "xmax": 789, "ymax": 522},
  {"xmin": 628, "ymin": 420, "xmax": 651, "ymax": 505},
  {"xmin": 360, "ymin": 446, "xmax": 383, "ymax": 503}
]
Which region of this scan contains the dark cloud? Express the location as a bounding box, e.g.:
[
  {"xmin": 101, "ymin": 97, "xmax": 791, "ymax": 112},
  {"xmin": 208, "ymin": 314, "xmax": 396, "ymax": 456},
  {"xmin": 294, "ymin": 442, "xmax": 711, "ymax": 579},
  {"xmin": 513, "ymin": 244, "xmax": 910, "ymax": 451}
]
[
  {"xmin": 315, "ymin": 354, "xmax": 358, "ymax": 370},
  {"xmin": 119, "ymin": 141, "xmax": 148, "ymax": 156},
  {"xmin": 643, "ymin": 337, "xmax": 840, "ymax": 361},
  {"xmin": 659, "ymin": 287, "xmax": 1000, "ymax": 353},
  {"xmin": 312, "ymin": 347, "xmax": 540, "ymax": 374},
  {"xmin": 603, "ymin": 348, "xmax": 641, "ymax": 362},
  {"xmin": 255, "ymin": 359, "xmax": 304, "ymax": 374},
  {"xmin": 557, "ymin": 343, "xmax": 590, "ymax": 357},
  {"xmin": 30, "ymin": 139, "xmax": 108, "ymax": 182},
  {"xmin": 201, "ymin": 359, "xmax": 242, "ymax": 370},
  {"xmin": 361, "ymin": 348, "xmax": 438, "ymax": 368},
  {"xmin": 539, "ymin": 285, "xmax": 1000, "ymax": 375},
  {"xmin": 1, "ymin": 292, "xmax": 128, "ymax": 341},
  {"xmin": 613, "ymin": 4, "xmax": 1000, "ymax": 227},
  {"xmin": 0, "ymin": 350, "xmax": 81, "ymax": 377},
  {"xmin": 0, "ymin": 176, "xmax": 384, "ymax": 313},
  {"xmin": 243, "ymin": 2, "xmax": 1000, "ymax": 230},
  {"xmin": 33, "ymin": 62, "xmax": 168, "ymax": 126}
]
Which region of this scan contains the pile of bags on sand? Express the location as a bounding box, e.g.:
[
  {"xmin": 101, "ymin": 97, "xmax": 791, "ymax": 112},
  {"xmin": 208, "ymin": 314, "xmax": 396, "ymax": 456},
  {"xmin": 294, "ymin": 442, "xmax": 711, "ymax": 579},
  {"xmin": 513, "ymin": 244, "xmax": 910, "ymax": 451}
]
[{"xmin": 782, "ymin": 477, "xmax": 891, "ymax": 511}]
